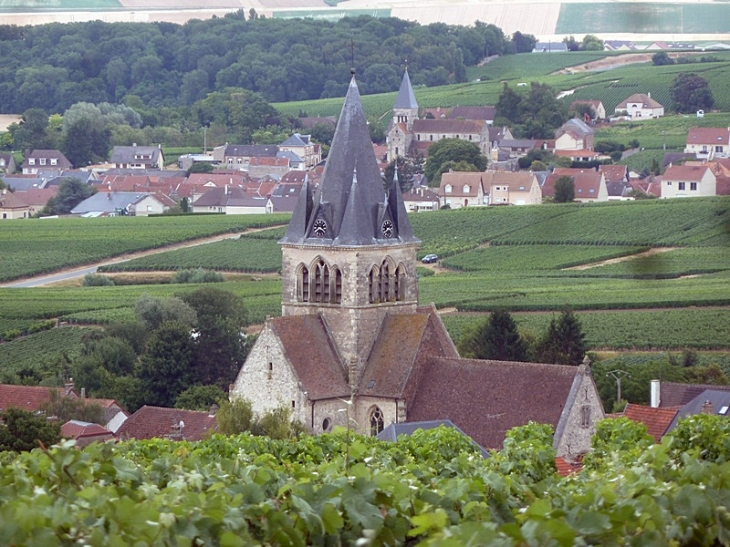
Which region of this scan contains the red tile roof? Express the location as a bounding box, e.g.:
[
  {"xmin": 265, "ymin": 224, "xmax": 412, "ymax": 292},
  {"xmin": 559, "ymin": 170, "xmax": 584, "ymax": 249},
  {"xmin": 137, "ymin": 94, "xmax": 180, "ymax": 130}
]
[
  {"xmin": 686, "ymin": 127, "xmax": 730, "ymax": 146},
  {"xmin": 598, "ymin": 164, "xmax": 629, "ymax": 183},
  {"xmin": 543, "ymin": 169, "xmax": 603, "ymax": 199},
  {"xmin": 0, "ymin": 384, "xmax": 77, "ymax": 413},
  {"xmin": 407, "ymin": 358, "xmax": 579, "ymax": 450},
  {"xmin": 622, "ymin": 403, "xmax": 678, "ymax": 441},
  {"xmin": 555, "ymin": 455, "xmax": 583, "ymax": 476},
  {"xmin": 61, "ymin": 420, "xmax": 114, "ymax": 443},
  {"xmin": 270, "ymin": 315, "xmax": 350, "ymax": 401},
  {"xmin": 116, "ymin": 406, "xmax": 218, "ymax": 441},
  {"xmin": 663, "ymin": 164, "xmax": 711, "ymax": 181}
]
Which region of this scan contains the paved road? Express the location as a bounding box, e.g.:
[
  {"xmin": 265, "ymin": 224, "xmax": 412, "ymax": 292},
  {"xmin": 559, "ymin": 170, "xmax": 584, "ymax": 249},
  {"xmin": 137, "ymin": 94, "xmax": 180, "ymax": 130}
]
[{"xmin": 2, "ymin": 265, "xmax": 104, "ymax": 288}]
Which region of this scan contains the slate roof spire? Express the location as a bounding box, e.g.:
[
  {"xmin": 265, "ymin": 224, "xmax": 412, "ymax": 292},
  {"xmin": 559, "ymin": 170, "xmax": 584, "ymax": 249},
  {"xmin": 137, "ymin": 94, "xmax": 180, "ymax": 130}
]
[
  {"xmin": 393, "ymin": 68, "xmax": 418, "ymax": 110},
  {"xmin": 280, "ymin": 74, "xmax": 419, "ymax": 246}
]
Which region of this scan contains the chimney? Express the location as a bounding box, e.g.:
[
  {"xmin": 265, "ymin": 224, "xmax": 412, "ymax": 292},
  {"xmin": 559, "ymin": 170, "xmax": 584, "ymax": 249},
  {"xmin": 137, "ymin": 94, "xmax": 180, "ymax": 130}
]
[
  {"xmin": 132, "ymin": 143, "xmax": 137, "ymax": 147},
  {"xmin": 208, "ymin": 404, "xmax": 219, "ymax": 417},
  {"xmin": 647, "ymin": 92, "xmax": 651, "ymax": 98},
  {"xmin": 702, "ymin": 400, "xmax": 714, "ymax": 414},
  {"xmin": 80, "ymin": 387, "xmax": 86, "ymax": 399},
  {"xmin": 650, "ymin": 379, "xmax": 661, "ymax": 408}
]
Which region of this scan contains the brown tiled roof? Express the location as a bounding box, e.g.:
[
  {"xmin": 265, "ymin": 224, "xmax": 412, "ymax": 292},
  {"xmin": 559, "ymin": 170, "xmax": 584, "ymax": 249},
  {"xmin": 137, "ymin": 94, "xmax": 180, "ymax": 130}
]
[
  {"xmin": 617, "ymin": 94, "xmax": 664, "ymax": 109},
  {"xmin": 185, "ymin": 173, "xmax": 249, "ymax": 186},
  {"xmin": 543, "ymin": 169, "xmax": 603, "ymax": 199},
  {"xmin": 598, "ymin": 164, "xmax": 628, "ymax": 183},
  {"xmin": 659, "ymin": 381, "xmax": 730, "ymax": 408},
  {"xmin": 403, "ymin": 187, "xmax": 439, "ymax": 202},
  {"xmin": 663, "ymin": 164, "xmax": 711, "ymax": 181},
  {"xmin": 483, "ymin": 171, "xmax": 537, "ymax": 192},
  {"xmin": 0, "ymin": 384, "xmax": 77, "ymax": 412},
  {"xmin": 554, "ymin": 149, "xmax": 599, "ymax": 159},
  {"xmin": 407, "ymin": 358, "xmax": 578, "ymax": 450},
  {"xmin": 116, "ymin": 406, "xmax": 217, "ymax": 441},
  {"xmin": 15, "ymin": 187, "xmax": 58, "ymax": 206},
  {"xmin": 61, "ymin": 420, "xmax": 113, "ymax": 441},
  {"xmin": 412, "ymin": 119, "xmax": 485, "ymax": 134},
  {"xmin": 0, "ymin": 191, "xmax": 30, "ymax": 209},
  {"xmin": 717, "ymin": 176, "xmax": 730, "ymax": 195},
  {"xmin": 623, "ymin": 403, "xmax": 678, "ymax": 442},
  {"xmin": 439, "ymin": 172, "xmax": 485, "ymax": 197},
  {"xmin": 280, "ymin": 171, "xmax": 308, "ymax": 184},
  {"xmin": 358, "ymin": 313, "xmax": 430, "ymax": 399},
  {"xmin": 271, "ymin": 315, "xmax": 350, "ymax": 401},
  {"xmin": 686, "ymin": 127, "xmax": 730, "ymax": 146}
]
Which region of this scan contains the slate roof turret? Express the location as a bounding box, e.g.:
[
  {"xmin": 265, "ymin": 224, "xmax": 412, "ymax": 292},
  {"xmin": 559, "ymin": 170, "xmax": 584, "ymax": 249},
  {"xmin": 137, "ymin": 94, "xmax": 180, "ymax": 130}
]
[
  {"xmin": 394, "ymin": 68, "xmax": 418, "ymax": 110},
  {"xmin": 281, "ymin": 74, "xmax": 419, "ymax": 247}
]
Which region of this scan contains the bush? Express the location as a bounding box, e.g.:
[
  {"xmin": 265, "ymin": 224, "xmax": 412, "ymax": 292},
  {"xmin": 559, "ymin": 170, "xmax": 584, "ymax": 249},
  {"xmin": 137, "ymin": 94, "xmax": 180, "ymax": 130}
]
[
  {"xmin": 82, "ymin": 273, "xmax": 115, "ymax": 286},
  {"xmin": 172, "ymin": 268, "xmax": 224, "ymax": 284}
]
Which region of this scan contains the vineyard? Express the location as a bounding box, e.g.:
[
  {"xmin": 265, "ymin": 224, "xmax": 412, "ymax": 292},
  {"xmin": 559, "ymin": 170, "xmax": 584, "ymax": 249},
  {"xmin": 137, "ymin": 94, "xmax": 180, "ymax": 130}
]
[
  {"xmin": 2, "ymin": 418, "xmax": 730, "ymax": 546},
  {"xmin": 0, "ymin": 214, "xmax": 289, "ymax": 283}
]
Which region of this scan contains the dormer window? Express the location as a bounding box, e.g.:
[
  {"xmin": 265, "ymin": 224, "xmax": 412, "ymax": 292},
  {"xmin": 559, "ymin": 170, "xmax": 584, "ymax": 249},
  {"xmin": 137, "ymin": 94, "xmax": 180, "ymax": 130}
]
[
  {"xmin": 445, "ymin": 184, "xmax": 452, "ymax": 193},
  {"xmin": 39, "ymin": 158, "xmax": 46, "ymax": 165},
  {"xmin": 463, "ymin": 184, "xmax": 470, "ymax": 193},
  {"xmin": 28, "ymin": 158, "xmax": 35, "ymax": 165},
  {"xmin": 50, "ymin": 158, "xmax": 57, "ymax": 165}
]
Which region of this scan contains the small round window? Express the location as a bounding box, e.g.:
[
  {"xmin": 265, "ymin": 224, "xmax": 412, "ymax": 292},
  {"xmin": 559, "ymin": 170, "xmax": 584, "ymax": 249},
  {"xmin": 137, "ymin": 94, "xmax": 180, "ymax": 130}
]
[{"xmin": 322, "ymin": 417, "xmax": 331, "ymax": 432}]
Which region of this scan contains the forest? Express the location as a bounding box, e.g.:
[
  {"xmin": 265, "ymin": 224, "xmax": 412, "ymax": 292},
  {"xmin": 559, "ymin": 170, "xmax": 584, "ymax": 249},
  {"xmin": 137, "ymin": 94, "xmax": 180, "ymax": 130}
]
[{"xmin": 0, "ymin": 14, "xmax": 531, "ymax": 114}]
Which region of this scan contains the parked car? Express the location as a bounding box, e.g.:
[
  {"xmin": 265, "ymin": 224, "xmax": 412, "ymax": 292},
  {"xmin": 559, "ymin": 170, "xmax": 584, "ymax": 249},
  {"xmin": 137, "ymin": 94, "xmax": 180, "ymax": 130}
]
[{"xmin": 421, "ymin": 254, "xmax": 438, "ymax": 264}]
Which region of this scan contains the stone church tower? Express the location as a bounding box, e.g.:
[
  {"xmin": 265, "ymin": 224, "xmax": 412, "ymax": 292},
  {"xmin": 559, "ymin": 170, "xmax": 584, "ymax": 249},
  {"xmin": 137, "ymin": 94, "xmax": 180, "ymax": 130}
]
[
  {"xmin": 386, "ymin": 69, "xmax": 418, "ymax": 162},
  {"xmin": 280, "ymin": 72, "xmax": 420, "ymax": 388}
]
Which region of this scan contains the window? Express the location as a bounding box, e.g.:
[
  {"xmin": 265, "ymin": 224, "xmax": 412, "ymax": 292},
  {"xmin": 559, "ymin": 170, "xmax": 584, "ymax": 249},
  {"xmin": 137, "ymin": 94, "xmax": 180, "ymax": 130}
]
[
  {"xmin": 678, "ymin": 182, "xmax": 685, "ymax": 191},
  {"xmin": 581, "ymin": 405, "xmax": 591, "ymax": 428},
  {"xmin": 463, "ymin": 184, "xmax": 470, "ymax": 193},
  {"xmin": 429, "ymin": 135, "xmax": 433, "ymax": 141},
  {"xmin": 667, "ymin": 181, "xmax": 672, "ymax": 186},
  {"xmin": 300, "ymin": 265, "xmax": 309, "ymax": 301},
  {"xmin": 322, "ymin": 417, "xmax": 331, "ymax": 431},
  {"xmin": 394, "ymin": 265, "xmax": 406, "ymax": 301},
  {"xmin": 445, "ymin": 184, "xmax": 452, "ymax": 194},
  {"xmin": 39, "ymin": 158, "xmax": 46, "ymax": 165},
  {"xmin": 380, "ymin": 260, "xmax": 391, "ymax": 302},
  {"xmin": 691, "ymin": 182, "xmax": 697, "ymax": 191},
  {"xmin": 369, "ymin": 406, "xmax": 384, "ymax": 436},
  {"xmin": 28, "ymin": 158, "xmax": 35, "ymax": 165},
  {"xmin": 50, "ymin": 158, "xmax": 57, "ymax": 165},
  {"xmin": 716, "ymin": 146, "xmax": 723, "ymax": 153},
  {"xmin": 369, "ymin": 267, "xmax": 379, "ymax": 303}
]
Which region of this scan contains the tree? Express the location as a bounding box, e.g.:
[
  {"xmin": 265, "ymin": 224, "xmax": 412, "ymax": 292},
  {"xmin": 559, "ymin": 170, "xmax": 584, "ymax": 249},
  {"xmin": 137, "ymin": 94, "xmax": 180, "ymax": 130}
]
[
  {"xmin": 458, "ymin": 309, "xmax": 529, "ymax": 362},
  {"xmin": 562, "ymin": 36, "xmax": 580, "ymax": 51},
  {"xmin": 137, "ymin": 321, "xmax": 198, "ymax": 407},
  {"xmin": 511, "ymin": 31, "xmax": 537, "ymax": 53},
  {"xmin": 40, "ymin": 389, "xmax": 105, "ymax": 425},
  {"xmin": 180, "ymin": 288, "xmax": 249, "ymax": 388},
  {"xmin": 134, "ymin": 295, "xmax": 197, "ymax": 331},
  {"xmin": 0, "ymin": 408, "xmax": 61, "ymax": 452},
  {"xmin": 11, "ymin": 108, "xmax": 55, "ymax": 152},
  {"xmin": 383, "ymin": 152, "xmax": 425, "ymax": 193},
  {"xmin": 175, "ymin": 385, "xmax": 227, "ymax": 411},
  {"xmin": 652, "ymin": 51, "xmax": 674, "ymax": 66},
  {"xmin": 553, "ymin": 175, "xmax": 575, "ymax": 203},
  {"xmin": 216, "ymin": 397, "xmax": 255, "ymax": 435},
  {"xmin": 495, "ymin": 83, "xmax": 568, "ymax": 139},
  {"xmin": 41, "ymin": 177, "xmax": 97, "ymax": 215},
  {"xmin": 535, "ymin": 309, "xmax": 587, "ymax": 365},
  {"xmin": 424, "ymin": 138, "xmax": 487, "ymax": 185},
  {"xmin": 581, "ymin": 35, "xmax": 604, "ymax": 51},
  {"xmin": 61, "ymin": 117, "xmax": 111, "ymax": 167},
  {"xmin": 671, "ymin": 73, "xmax": 714, "ymax": 113}
]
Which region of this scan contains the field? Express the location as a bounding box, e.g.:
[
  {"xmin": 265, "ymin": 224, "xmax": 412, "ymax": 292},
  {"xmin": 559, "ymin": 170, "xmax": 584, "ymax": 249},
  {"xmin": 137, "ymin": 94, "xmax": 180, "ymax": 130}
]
[
  {"xmin": 2, "ymin": 198, "xmax": 730, "ymax": 378},
  {"xmin": 0, "ymin": 214, "xmax": 289, "ymax": 283}
]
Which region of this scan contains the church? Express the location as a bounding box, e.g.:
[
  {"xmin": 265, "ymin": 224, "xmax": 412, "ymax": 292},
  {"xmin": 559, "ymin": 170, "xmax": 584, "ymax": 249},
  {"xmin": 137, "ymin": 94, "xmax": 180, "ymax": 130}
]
[
  {"xmin": 230, "ymin": 72, "xmax": 604, "ymax": 458},
  {"xmin": 385, "ymin": 69, "xmax": 492, "ymax": 163}
]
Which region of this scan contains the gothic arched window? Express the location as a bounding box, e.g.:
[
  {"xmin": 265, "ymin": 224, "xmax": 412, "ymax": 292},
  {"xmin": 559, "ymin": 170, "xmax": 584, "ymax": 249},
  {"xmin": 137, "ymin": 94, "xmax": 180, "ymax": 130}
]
[
  {"xmin": 394, "ymin": 264, "xmax": 407, "ymax": 302},
  {"xmin": 313, "ymin": 258, "xmax": 328, "ymax": 303},
  {"xmin": 369, "ymin": 267, "xmax": 379, "ymax": 304},
  {"xmin": 333, "ymin": 268, "xmax": 342, "ymax": 304},
  {"xmin": 298, "ymin": 265, "xmax": 309, "ymax": 302},
  {"xmin": 369, "ymin": 406, "xmax": 384, "ymax": 436}
]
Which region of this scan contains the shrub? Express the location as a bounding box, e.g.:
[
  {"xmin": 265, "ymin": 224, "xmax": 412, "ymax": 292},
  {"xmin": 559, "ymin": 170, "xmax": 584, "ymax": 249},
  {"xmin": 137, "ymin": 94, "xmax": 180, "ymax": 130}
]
[
  {"xmin": 82, "ymin": 273, "xmax": 115, "ymax": 286},
  {"xmin": 172, "ymin": 268, "xmax": 224, "ymax": 284}
]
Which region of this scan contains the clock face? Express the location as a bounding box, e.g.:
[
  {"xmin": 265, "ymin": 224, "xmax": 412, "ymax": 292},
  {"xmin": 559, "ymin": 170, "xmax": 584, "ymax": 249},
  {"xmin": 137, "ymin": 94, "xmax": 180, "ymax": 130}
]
[
  {"xmin": 312, "ymin": 219, "xmax": 327, "ymax": 237},
  {"xmin": 381, "ymin": 219, "xmax": 394, "ymax": 239}
]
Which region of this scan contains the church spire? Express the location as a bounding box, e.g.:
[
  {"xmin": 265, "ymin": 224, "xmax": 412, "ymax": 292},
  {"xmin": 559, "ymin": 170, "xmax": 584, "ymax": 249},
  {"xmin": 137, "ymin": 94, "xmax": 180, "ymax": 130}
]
[
  {"xmin": 393, "ymin": 67, "xmax": 418, "ymax": 111},
  {"xmin": 280, "ymin": 73, "xmax": 419, "ymax": 247}
]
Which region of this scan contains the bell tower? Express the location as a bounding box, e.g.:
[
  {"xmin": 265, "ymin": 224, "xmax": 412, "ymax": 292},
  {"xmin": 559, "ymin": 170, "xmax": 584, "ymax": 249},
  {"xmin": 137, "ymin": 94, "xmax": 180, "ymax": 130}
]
[{"xmin": 279, "ymin": 72, "xmax": 420, "ymax": 384}]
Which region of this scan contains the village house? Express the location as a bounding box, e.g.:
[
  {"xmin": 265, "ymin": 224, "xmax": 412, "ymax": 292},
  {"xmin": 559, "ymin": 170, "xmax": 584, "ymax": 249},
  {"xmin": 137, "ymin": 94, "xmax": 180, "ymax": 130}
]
[
  {"xmin": 71, "ymin": 191, "xmax": 169, "ymax": 216},
  {"xmin": 569, "ymin": 100, "xmax": 607, "ymax": 121},
  {"xmin": 230, "ymin": 73, "xmax": 604, "ymax": 460},
  {"xmin": 191, "ymin": 186, "xmax": 269, "ymax": 214},
  {"xmin": 402, "ymin": 185, "xmax": 440, "ymax": 212},
  {"xmin": 684, "ymin": 127, "xmax": 730, "ymax": 160},
  {"xmin": 543, "ymin": 168, "xmax": 609, "ymax": 202},
  {"xmin": 438, "ymin": 171, "xmax": 487, "ymax": 208},
  {"xmin": 279, "ymin": 133, "xmax": 322, "ymax": 168},
  {"xmin": 484, "ymin": 170, "xmax": 542, "ymax": 205},
  {"xmin": 21, "ymin": 149, "xmax": 72, "ymax": 175},
  {"xmin": 661, "ymin": 164, "xmax": 716, "ymax": 198},
  {"xmin": 116, "ymin": 406, "xmax": 218, "ymax": 441},
  {"xmin": 0, "ymin": 152, "xmax": 16, "ymax": 174},
  {"xmin": 599, "ymin": 164, "xmax": 632, "ymax": 200},
  {"xmin": 615, "ymin": 93, "xmax": 664, "ymax": 120},
  {"xmin": 109, "ymin": 145, "xmax": 165, "ymax": 170},
  {"xmin": 0, "ymin": 189, "xmax": 30, "ymax": 219},
  {"xmin": 554, "ymin": 118, "xmax": 595, "ymax": 152}
]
